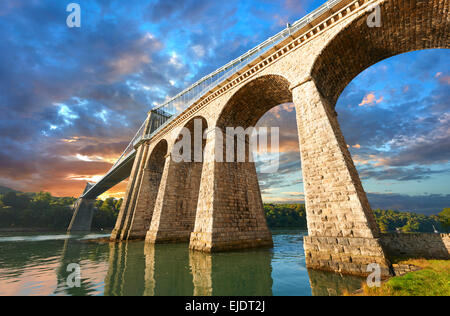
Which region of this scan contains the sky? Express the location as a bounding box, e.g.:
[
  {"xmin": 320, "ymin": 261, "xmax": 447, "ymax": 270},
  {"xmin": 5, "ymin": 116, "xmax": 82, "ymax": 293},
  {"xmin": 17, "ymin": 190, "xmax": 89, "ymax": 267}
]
[{"xmin": 0, "ymin": 0, "xmax": 448, "ymax": 214}]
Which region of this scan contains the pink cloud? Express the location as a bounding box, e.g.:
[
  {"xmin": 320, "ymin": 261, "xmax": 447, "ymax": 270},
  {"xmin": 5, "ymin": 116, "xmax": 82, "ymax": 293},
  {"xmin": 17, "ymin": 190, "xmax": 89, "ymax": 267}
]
[{"xmin": 359, "ymin": 92, "xmax": 384, "ymax": 107}]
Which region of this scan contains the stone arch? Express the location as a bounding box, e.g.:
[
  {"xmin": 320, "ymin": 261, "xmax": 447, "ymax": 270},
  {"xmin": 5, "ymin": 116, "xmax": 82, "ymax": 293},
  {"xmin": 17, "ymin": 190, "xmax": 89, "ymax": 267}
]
[
  {"xmin": 215, "ymin": 74, "xmax": 293, "ymax": 164},
  {"xmin": 146, "ymin": 116, "xmax": 208, "ymax": 243},
  {"xmin": 311, "ymin": 0, "xmax": 449, "ymax": 107},
  {"xmin": 147, "ymin": 139, "xmax": 168, "ymax": 169},
  {"xmin": 216, "ymin": 74, "xmax": 293, "ymax": 129},
  {"xmin": 173, "ymin": 116, "xmax": 208, "ymax": 162},
  {"xmin": 286, "ymin": 0, "xmax": 449, "ymax": 276},
  {"xmin": 302, "ymin": 0, "xmax": 449, "ymax": 238},
  {"xmin": 190, "ymin": 75, "xmax": 294, "ymax": 252}
]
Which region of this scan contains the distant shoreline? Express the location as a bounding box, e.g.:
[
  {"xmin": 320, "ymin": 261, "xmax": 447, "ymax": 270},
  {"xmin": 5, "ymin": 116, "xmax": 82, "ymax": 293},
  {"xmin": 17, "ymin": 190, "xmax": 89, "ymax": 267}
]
[
  {"xmin": 0, "ymin": 227, "xmax": 57, "ymax": 233},
  {"xmin": 0, "ymin": 228, "xmax": 111, "ymax": 233}
]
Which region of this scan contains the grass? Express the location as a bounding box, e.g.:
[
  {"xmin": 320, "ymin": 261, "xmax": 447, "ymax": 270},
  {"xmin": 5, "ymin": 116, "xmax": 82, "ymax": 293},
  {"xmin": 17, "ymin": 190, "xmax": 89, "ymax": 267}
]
[{"xmin": 350, "ymin": 259, "xmax": 450, "ymax": 296}]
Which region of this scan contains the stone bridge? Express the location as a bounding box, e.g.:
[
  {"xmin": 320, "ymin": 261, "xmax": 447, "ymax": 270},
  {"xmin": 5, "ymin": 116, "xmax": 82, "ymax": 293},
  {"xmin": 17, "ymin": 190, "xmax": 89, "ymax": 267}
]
[{"xmin": 69, "ymin": 0, "xmax": 449, "ymax": 276}]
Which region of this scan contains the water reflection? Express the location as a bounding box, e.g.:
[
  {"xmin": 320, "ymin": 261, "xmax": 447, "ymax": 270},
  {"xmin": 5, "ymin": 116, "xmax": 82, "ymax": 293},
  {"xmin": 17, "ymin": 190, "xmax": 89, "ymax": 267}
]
[
  {"xmin": 0, "ymin": 230, "xmax": 365, "ymax": 296},
  {"xmin": 308, "ymin": 269, "xmax": 365, "ymax": 296},
  {"xmin": 55, "ymin": 234, "xmax": 110, "ymax": 296},
  {"xmin": 104, "ymin": 242, "xmax": 146, "ymax": 296},
  {"xmin": 102, "ymin": 242, "xmax": 274, "ymax": 296},
  {"xmin": 143, "ymin": 243, "xmax": 194, "ymax": 296},
  {"xmin": 190, "ymin": 251, "xmax": 212, "ymax": 296},
  {"xmin": 189, "ymin": 249, "xmax": 273, "ymax": 296}
]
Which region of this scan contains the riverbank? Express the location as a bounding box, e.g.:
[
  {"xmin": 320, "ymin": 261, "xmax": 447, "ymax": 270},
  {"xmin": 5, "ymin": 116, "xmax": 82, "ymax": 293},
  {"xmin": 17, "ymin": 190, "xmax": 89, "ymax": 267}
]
[
  {"xmin": 0, "ymin": 228, "xmax": 110, "ymax": 234},
  {"xmin": 349, "ymin": 259, "xmax": 450, "ymax": 296}
]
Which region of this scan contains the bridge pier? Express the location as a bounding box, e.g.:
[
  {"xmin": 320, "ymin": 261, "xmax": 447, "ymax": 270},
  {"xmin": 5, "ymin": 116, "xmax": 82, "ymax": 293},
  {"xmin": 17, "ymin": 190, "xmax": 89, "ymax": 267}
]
[
  {"xmin": 145, "ymin": 156, "xmax": 204, "ymax": 244},
  {"xmin": 189, "ymin": 129, "xmax": 273, "ymax": 252},
  {"xmin": 110, "ymin": 111, "xmax": 163, "ymax": 242},
  {"xmin": 145, "ymin": 118, "xmax": 207, "ymax": 244},
  {"xmin": 67, "ymin": 197, "xmax": 96, "ymax": 232},
  {"xmin": 292, "ymin": 77, "xmax": 391, "ymax": 277},
  {"xmin": 110, "ymin": 142, "xmax": 149, "ymax": 241},
  {"xmin": 126, "ymin": 166, "xmax": 162, "ymax": 239}
]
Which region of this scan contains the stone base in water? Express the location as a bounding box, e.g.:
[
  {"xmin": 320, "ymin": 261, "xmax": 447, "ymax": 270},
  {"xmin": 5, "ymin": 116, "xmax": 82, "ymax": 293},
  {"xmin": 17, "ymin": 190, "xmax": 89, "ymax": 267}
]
[{"xmin": 303, "ymin": 236, "xmax": 392, "ymax": 277}]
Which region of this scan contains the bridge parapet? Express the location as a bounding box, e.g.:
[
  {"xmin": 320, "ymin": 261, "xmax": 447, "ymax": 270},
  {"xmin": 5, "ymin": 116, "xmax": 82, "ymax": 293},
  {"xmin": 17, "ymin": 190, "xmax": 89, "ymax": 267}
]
[{"xmin": 78, "ymin": 0, "xmax": 364, "ymax": 201}]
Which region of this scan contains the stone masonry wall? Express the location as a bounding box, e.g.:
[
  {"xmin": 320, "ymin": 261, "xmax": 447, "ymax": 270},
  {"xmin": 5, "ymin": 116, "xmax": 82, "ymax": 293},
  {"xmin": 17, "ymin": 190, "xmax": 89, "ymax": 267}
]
[
  {"xmin": 292, "ymin": 79, "xmax": 380, "ymax": 239},
  {"xmin": 304, "ymin": 236, "xmax": 392, "ymax": 277},
  {"xmin": 291, "ymin": 77, "xmax": 392, "ymax": 276},
  {"xmin": 146, "ymin": 158, "xmax": 203, "ymax": 243},
  {"xmin": 127, "ymin": 168, "xmax": 164, "ymax": 239},
  {"xmin": 67, "ymin": 198, "xmax": 95, "ymax": 232},
  {"xmin": 110, "ymin": 143, "xmax": 147, "ymax": 241},
  {"xmin": 380, "ymin": 233, "xmax": 450, "ymax": 260},
  {"xmin": 190, "ymin": 128, "xmax": 273, "ymax": 252},
  {"xmin": 126, "ymin": 140, "xmax": 167, "ymax": 240}
]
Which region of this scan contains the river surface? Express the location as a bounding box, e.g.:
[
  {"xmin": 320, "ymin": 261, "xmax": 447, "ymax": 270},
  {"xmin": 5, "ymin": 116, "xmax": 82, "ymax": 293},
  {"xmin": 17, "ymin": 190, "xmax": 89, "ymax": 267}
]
[{"xmin": 0, "ymin": 229, "xmax": 365, "ymax": 296}]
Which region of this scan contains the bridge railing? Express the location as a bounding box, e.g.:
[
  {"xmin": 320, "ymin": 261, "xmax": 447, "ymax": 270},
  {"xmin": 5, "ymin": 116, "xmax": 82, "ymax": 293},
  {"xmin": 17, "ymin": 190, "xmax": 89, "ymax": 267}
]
[
  {"xmin": 82, "ymin": 0, "xmax": 347, "ymax": 198},
  {"xmin": 145, "ymin": 0, "xmax": 344, "ymax": 139}
]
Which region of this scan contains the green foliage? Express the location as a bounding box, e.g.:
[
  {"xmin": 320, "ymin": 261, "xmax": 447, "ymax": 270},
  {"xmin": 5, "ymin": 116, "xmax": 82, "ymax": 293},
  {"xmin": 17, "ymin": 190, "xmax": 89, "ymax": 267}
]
[
  {"xmin": 372, "ymin": 208, "xmax": 447, "ymax": 233},
  {"xmin": 0, "ymin": 192, "xmax": 75, "ymax": 229},
  {"xmin": 92, "ymin": 198, "xmax": 122, "ymax": 230},
  {"xmin": 438, "ymin": 208, "xmax": 450, "ymax": 231},
  {"xmin": 0, "ymin": 192, "xmax": 448, "ymax": 234},
  {"xmin": 0, "ymin": 191, "xmax": 122, "ymax": 231},
  {"xmin": 263, "ymin": 204, "xmax": 449, "ymax": 233},
  {"xmin": 358, "ymin": 259, "xmax": 450, "ymax": 296},
  {"xmin": 264, "ymin": 203, "xmax": 307, "ymax": 228},
  {"xmin": 0, "ymin": 185, "xmax": 18, "ymax": 194}
]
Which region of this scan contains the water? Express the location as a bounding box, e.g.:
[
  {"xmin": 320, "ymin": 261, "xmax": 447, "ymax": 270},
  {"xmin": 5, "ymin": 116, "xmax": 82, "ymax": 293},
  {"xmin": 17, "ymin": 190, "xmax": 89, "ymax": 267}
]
[{"xmin": 0, "ymin": 229, "xmax": 365, "ymax": 296}]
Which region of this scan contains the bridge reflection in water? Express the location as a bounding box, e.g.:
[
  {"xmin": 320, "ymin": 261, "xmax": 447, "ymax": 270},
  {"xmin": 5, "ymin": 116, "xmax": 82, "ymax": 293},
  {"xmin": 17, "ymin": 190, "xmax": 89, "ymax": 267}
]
[
  {"xmin": 0, "ymin": 232, "xmax": 365, "ymax": 296},
  {"xmin": 103, "ymin": 242, "xmax": 274, "ymax": 296},
  {"xmin": 98, "ymin": 241, "xmax": 364, "ymax": 296},
  {"xmin": 30, "ymin": 231, "xmax": 366, "ymax": 296}
]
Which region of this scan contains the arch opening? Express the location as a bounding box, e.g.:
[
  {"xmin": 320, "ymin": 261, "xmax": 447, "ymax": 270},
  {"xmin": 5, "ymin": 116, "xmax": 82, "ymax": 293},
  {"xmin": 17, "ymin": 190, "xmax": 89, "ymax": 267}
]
[
  {"xmin": 216, "ymin": 75, "xmax": 293, "ymax": 165},
  {"xmin": 170, "ymin": 116, "xmax": 208, "ymax": 240},
  {"xmin": 147, "ymin": 116, "xmax": 208, "ymax": 243},
  {"xmin": 208, "ymin": 75, "xmax": 298, "ymax": 247},
  {"xmin": 304, "ymin": 0, "xmax": 449, "ymax": 235},
  {"xmin": 311, "ymin": 0, "xmax": 449, "ymax": 108},
  {"xmin": 141, "ymin": 139, "xmax": 168, "ymax": 232},
  {"xmin": 217, "ymin": 75, "xmax": 293, "ymax": 130},
  {"xmin": 125, "ymin": 139, "xmax": 169, "ymax": 240},
  {"xmin": 333, "ymin": 49, "xmax": 450, "ymax": 226}
]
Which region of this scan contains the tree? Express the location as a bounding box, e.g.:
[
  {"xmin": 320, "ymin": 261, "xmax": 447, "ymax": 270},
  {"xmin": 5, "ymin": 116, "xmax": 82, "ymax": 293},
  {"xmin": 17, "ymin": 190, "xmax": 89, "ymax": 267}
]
[
  {"xmin": 438, "ymin": 208, "xmax": 450, "ymax": 232},
  {"xmin": 32, "ymin": 192, "xmax": 52, "ymax": 210},
  {"xmin": 2, "ymin": 192, "xmax": 30, "ymax": 209}
]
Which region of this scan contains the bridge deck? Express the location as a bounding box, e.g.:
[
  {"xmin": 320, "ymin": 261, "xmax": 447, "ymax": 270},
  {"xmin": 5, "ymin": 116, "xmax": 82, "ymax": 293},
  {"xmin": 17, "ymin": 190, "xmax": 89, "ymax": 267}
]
[{"xmin": 81, "ymin": 0, "xmax": 348, "ymax": 199}]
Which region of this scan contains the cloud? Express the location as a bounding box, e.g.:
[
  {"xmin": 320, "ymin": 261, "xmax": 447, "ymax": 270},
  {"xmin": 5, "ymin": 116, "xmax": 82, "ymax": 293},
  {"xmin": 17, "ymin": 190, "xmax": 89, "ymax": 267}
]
[
  {"xmin": 435, "ymin": 71, "xmax": 450, "ymax": 85},
  {"xmin": 285, "ymin": 192, "xmax": 305, "ymax": 197},
  {"xmin": 262, "ymin": 191, "xmax": 449, "ymax": 215},
  {"xmin": 358, "ymin": 92, "xmax": 384, "ymax": 107},
  {"xmin": 0, "ymin": 1, "xmax": 448, "ymax": 206},
  {"xmin": 359, "ymin": 166, "xmax": 450, "ymax": 181},
  {"xmin": 257, "ymin": 103, "xmax": 299, "ymax": 153}
]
